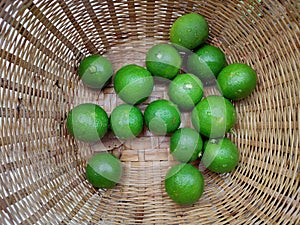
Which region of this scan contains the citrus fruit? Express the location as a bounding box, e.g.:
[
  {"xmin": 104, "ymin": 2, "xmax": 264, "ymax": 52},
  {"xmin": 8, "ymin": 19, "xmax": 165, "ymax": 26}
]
[
  {"xmin": 78, "ymin": 54, "xmax": 113, "ymax": 89},
  {"xmin": 165, "ymin": 163, "xmax": 204, "ymax": 205},
  {"xmin": 86, "ymin": 152, "xmax": 123, "ymax": 188},
  {"xmin": 144, "ymin": 99, "xmax": 181, "ymax": 135},
  {"xmin": 170, "ymin": 13, "xmax": 209, "ymax": 50},
  {"xmin": 110, "ymin": 104, "xmax": 144, "ymax": 139},
  {"xmin": 66, "ymin": 103, "xmax": 109, "ymax": 142},
  {"xmin": 201, "ymin": 138, "xmax": 239, "ymax": 173},
  {"xmin": 114, "ymin": 64, "xmax": 154, "ymax": 105},
  {"xmin": 217, "ymin": 63, "xmax": 257, "ymax": 100},
  {"xmin": 146, "ymin": 43, "xmax": 182, "ymax": 79},
  {"xmin": 168, "ymin": 73, "xmax": 204, "ymax": 111},
  {"xmin": 187, "ymin": 44, "xmax": 226, "ymax": 82},
  {"xmin": 170, "ymin": 128, "xmax": 203, "ymax": 163},
  {"xmin": 191, "ymin": 95, "xmax": 236, "ymax": 138}
]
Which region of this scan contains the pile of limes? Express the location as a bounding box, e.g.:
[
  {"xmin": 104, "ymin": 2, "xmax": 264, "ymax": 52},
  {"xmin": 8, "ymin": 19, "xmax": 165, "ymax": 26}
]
[{"xmin": 66, "ymin": 13, "xmax": 257, "ymax": 205}]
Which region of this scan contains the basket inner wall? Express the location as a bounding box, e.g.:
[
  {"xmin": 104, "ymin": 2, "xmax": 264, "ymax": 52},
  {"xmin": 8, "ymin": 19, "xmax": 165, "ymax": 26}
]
[{"xmin": 0, "ymin": 0, "xmax": 299, "ymax": 224}]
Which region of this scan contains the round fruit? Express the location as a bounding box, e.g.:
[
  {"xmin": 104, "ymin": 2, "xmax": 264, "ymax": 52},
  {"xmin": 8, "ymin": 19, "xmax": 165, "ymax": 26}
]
[
  {"xmin": 201, "ymin": 138, "xmax": 239, "ymax": 173},
  {"xmin": 144, "ymin": 99, "xmax": 181, "ymax": 135},
  {"xmin": 187, "ymin": 44, "xmax": 226, "ymax": 82},
  {"xmin": 170, "ymin": 128, "xmax": 203, "ymax": 163},
  {"xmin": 217, "ymin": 63, "xmax": 257, "ymax": 100},
  {"xmin": 78, "ymin": 54, "xmax": 113, "ymax": 89},
  {"xmin": 170, "ymin": 13, "xmax": 209, "ymax": 50},
  {"xmin": 165, "ymin": 163, "xmax": 205, "ymax": 205},
  {"xmin": 191, "ymin": 96, "xmax": 236, "ymax": 138},
  {"xmin": 146, "ymin": 43, "xmax": 182, "ymax": 79},
  {"xmin": 66, "ymin": 103, "xmax": 109, "ymax": 142},
  {"xmin": 110, "ymin": 104, "xmax": 144, "ymax": 139},
  {"xmin": 114, "ymin": 64, "xmax": 154, "ymax": 105},
  {"xmin": 168, "ymin": 73, "xmax": 204, "ymax": 111},
  {"xmin": 86, "ymin": 152, "xmax": 123, "ymax": 188}
]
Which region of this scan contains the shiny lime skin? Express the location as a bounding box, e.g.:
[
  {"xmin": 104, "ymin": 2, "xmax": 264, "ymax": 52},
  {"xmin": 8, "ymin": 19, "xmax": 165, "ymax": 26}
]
[
  {"xmin": 144, "ymin": 99, "xmax": 181, "ymax": 135},
  {"xmin": 217, "ymin": 63, "xmax": 257, "ymax": 100},
  {"xmin": 86, "ymin": 153, "xmax": 123, "ymax": 188},
  {"xmin": 187, "ymin": 45, "xmax": 226, "ymax": 82},
  {"xmin": 114, "ymin": 64, "xmax": 154, "ymax": 105},
  {"xmin": 201, "ymin": 138, "xmax": 239, "ymax": 173},
  {"xmin": 170, "ymin": 13, "xmax": 209, "ymax": 50},
  {"xmin": 146, "ymin": 43, "xmax": 182, "ymax": 79},
  {"xmin": 168, "ymin": 73, "xmax": 204, "ymax": 111},
  {"xmin": 170, "ymin": 128, "xmax": 203, "ymax": 163},
  {"xmin": 66, "ymin": 103, "xmax": 109, "ymax": 142},
  {"xmin": 78, "ymin": 54, "xmax": 113, "ymax": 89},
  {"xmin": 191, "ymin": 96, "xmax": 236, "ymax": 138},
  {"xmin": 110, "ymin": 104, "xmax": 144, "ymax": 139},
  {"xmin": 165, "ymin": 163, "xmax": 205, "ymax": 205}
]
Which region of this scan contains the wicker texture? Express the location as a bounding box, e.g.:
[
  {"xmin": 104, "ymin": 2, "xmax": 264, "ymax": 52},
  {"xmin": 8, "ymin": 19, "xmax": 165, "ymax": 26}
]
[{"xmin": 0, "ymin": 0, "xmax": 299, "ymax": 224}]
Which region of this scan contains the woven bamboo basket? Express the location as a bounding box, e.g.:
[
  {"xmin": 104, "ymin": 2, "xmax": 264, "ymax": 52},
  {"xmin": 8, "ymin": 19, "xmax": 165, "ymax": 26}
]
[{"xmin": 0, "ymin": 0, "xmax": 299, "ymax": 224}]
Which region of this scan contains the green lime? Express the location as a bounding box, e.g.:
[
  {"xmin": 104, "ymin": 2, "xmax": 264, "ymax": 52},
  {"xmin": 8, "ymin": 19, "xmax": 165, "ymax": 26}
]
[
  {"xmin": 217, "ymin": 63, "xmax": 257, "ymax": 100},
  {"xmin": 170, "ymin": 13, "xmax": 209, "ymax": 50},
  {"xmin": 144, "ymin": 99, "xmax": 181, "ymax": 135},
  {"xmin": 187, "ymin": 44, "xmax": 226, "ymax": 82},
  {"xmin": 66, "ymin": 103, "xmax": 109, "ymax": 142},
  {"xmin": 146, "ymin": 43, "xmax": 182, "ymax": 79},
  {"xmin": 114, "ymin": 64, "xmax": 154, "ymax": 105},
  {"xmin": 170, "ymin": 128, "xmax": 203, "ymax": 163},
  {"xmin": 168, "ymin": 73, "xmax": 204, "ymax": 111},
  {"xmin": 110, "ymin": 104, "xmax": 144, "ymax": 140},
  {"xmin": 201, "ymin": 138, "xmax": 239, "ymax": 173},
  {"xmin": 165, "ymin": 163, "xmax": 204, "ymax": 205},
  {"xmin": 86, "ymin": 152, "xmax": 123, "ymax": 188},
  {"xmin": 78, "ymin": 54, "xmax": 113, "ymax": 89},
  {"xmin": 191, "ymin": 96, "xmax": 236, "ymax": 138}
]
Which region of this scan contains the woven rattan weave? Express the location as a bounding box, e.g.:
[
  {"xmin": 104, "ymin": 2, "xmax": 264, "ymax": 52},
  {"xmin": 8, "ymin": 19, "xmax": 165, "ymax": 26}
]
[{"xmin": 0, "ymin": 0, "xmax": 299, "ymax": 224}]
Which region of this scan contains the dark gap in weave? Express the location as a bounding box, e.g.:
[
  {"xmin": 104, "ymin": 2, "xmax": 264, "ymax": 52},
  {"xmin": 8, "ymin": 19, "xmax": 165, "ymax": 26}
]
[
  {"xmin": 0, "ymin": 204, "xmax": 20, "ymax": 225},
  {"xmin": 145, "ymin": 0, "xmax": 155, "ymax": 39},
  {"xmin": 0, "ymin": 48, "xmax": 70, "ymax": 90},
  {"xmin": 56, "ymin": 0, "xmax": 98, "ymax": 54},
  {"xmin": 105, "ymin": 0, "xmax": 125, "ymax": 40},
  {"xmin": 0, "ymin": 103, "xmax": 65, "ymax": 120},
  {"xmin": 278, "ymin": 182, "xmax": 300, "ymax": 223},
  {"xmin": 0, "ymin": 121, "xmax": 62, "ymax": 150},
  {"xmin": 222, "ymin": 190, "xmax": 276, "ymax": 224},
  {"xmin": 0, "ymin": 78, "xmax": 53, "ymax": 102},
  {"xmin": 60, "ymin": 198, "xmax": 87, "ymax": 224},
  {"xmin": 20, "ymin": 173, "xmax": 89, "ymax": 224},
  {"xmin": 81, "ymin": 0, "xmax": 110, "ymax": 51},
  {"xmin": 26, "ymin": 1, "xmax": 84, "ymax": 58},
  {"xmin": 4, "ymin": 149, "xmax": 79, "ymax": 195},
  {"xmin": 237, "ymin": 173, "xmax": 298, "ymax": 222},
  {"xmin": 127, "ymin": 0, "xmax": 137, "ymax": 26},
  {"xmin": 0, "ymin": 8, "xmax": 74, "ymax": 72}
]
